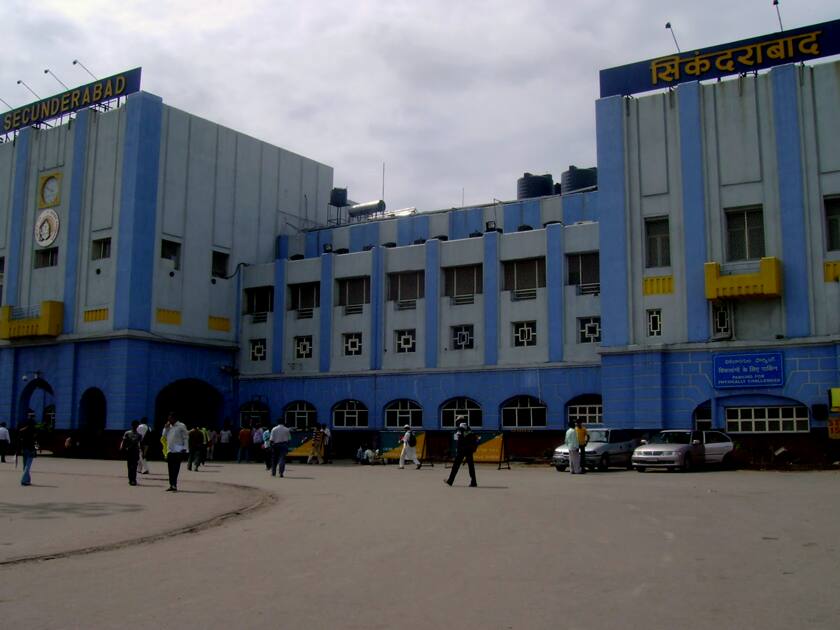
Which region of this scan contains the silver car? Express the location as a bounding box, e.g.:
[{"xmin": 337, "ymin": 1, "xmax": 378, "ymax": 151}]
[
  {"xmin": 552, "ymin": 428, "xmax": 638, "ymax": 471},
  {"xmin": 632, "ymin": 430, "xmax": 734, "ymax": 472}
]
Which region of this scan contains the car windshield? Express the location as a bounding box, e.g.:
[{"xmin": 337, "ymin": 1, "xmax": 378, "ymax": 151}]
[
  {"xmin": 588, "ymin": 430, "xmax": 607, "ymax": 443},
  {"xmin": 649, "ymin": 432, "xmax": 690, "ymax": 445}
]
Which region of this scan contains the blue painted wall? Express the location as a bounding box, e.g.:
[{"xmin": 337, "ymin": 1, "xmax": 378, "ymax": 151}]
[
  {"xmin": 503, "ymin": 200, "xmax": 541, "ymax": 233},
  {"xmin": 546, "ymin": 223, "xmax": 565, "ymax": 362},
  {"xmin": 448, "ymin": 207, "xmax": 485, "ymax": 239},
  {"xmin": 5, "ymin": 127, "xmax": 32, "ymax": 307},
  {"xmin": 596, "ymin": 96, "xmax": 630, "ymax": 346},
  {"xmin": 483, "ymin": 231, "xmax": 499, "ymax": 365},
  {"xmin": 561, "ymin": 191, "xmax": 599, "ymax": 224},
  {"xmin": 62, "ymin": 109, "xmax": 90, "ymax": 333},
  {"xmin": 370, "ymin": 247, "xmax": 384, "ymax": 370},
  {"xmin": 397, "ymin": 215, "xmax": 430, "ymax": 246},
  {"xmin": 305, "ymin": 230, "xmax": 333, "ymax": 258},
  {"xmin": 349, "ymin": 222, "xmax": 380, "ymax": 252},
  {"xmin": 771, "ymin": 64, "xmax": 811, "ymax": 338},
  {"xmin": 319, "ymin": 253, "xmax": 334, "ymax": 372},
  {"xmin": 114, "ymin": 92, "xmax": 163, "ymax": 331},
  {"xmin": 678, "ymin": 81, "xmax": 711, "ymax": 342},
  {"xmin": 425, "ymin": 239, "xmax": 440, "ymax": 368}
]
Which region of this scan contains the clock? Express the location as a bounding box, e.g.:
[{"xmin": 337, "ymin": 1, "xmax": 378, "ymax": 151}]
[{"xmin": 38, "ymin": 172, "xmax": 62, "ymax": 208}]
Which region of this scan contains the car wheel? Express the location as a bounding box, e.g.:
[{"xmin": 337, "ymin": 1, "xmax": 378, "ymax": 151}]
[
  {"xmin": 681, "ymin": 454, "xmax": 693, "ymax": 472},
  {"xmin": 555, "ymin": 465, "xmax": 566, "ymax": 472},
  {"xmin": 634, "ymin": 466, "xmax": 646, "ymax": 472},
  {"xmin": 598, "ymin": 454, "xmax": 609, "ymax": 471}
]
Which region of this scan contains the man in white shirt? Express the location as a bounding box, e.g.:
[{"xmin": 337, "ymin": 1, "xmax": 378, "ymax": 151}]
[
  {"xmin": 161, "ymin": 412, "xmax": 188, "ymax": 491},
  {"xmin": 136, "ymin": 418, "xmax": 150, "ymax": 474},
  {"xmin": 269, "ymin": 420, "xmax": 292, "ymax": 477},
  {"xmin": 399, "ymin": 424, "xmax": 421, "ymax": 470},
  {"xmin": 219, "ymin": 425, "xmax": 232, "ymax": 460},
  {"xmin": 0, "ymin": 422, "xmax": 10, "ymax": 463}
]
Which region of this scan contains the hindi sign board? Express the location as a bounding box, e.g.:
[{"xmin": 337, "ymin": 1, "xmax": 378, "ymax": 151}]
[
  {"xmin": 713, "ymin": 351, "xmax": 784, "ymax": 389},
  {"xmin": 600, "ymin": 19, "xmax": 840, "ymax": 98}
]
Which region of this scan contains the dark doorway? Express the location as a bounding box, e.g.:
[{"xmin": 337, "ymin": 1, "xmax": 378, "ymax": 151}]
[
  {"xmin": 155, "ymin": 379, "xmax": 224, "ymax": 429},
  {"xmin": 77, "ymin": 387, "xmax": 107, "ymax": 457},
  {"xmin": 19, "ymin": 378, "xmax": 55, "ymax": 428}
]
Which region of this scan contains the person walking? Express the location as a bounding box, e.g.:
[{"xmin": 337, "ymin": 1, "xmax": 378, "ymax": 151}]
[
  {"xmin": 565, "ymin": 420, "xmax": 582, "ymax": 474},
  {"xmin": 162, "ymin": 412, "xmax": 188, "ymax": 491},
  {"xmin": 399, "ymin": 424, "xmax": 421, "ymax": 470},
  {"xmin": 17, "ymin": 417, "xmax": 37, "ymax": 486},
  {"xmin": 136, "ymin": 417, "xmax": 150, "ymax": 474},
  {"xmin": 444, "ymin": 422, "xmax": 478, "ymax": 487},
  {"xmin": 252, "ymin": 425, "xmax": 265, "ymax": 465},
  {"xmin": 207, "ymin": 428, "xmax": 218, "ymax": 461},
  {"xmin": 237, "ymin": 425, "xmax": 251, "ymax": 463},
  {"xmin": 307, "ymin": 425, "xmax": 325, "ymax": 465},
  {"xmin": 269, "ymin": 419, "xmax": 292, "ymax": 477},
  {"xmin": 0, "ymin": 422, "xmax": 10, "ymax": 463},
  {"xmin": 322, "ymin": 425, "xmax": 332, "ymax": 464},
  {"xmin": 187, "ymin": 425, "xmax": 205, "ymax": 471},
  {"xmin": 219, "ymin": 424, "xmax": 232, "ymax": 460},
  {"xmin": 120, "ymin": 420, "xmax": 142, "ymax": 486},
  {"xmin": 575, "ymin": 420, "xmax": 589, "ymax": 474}
]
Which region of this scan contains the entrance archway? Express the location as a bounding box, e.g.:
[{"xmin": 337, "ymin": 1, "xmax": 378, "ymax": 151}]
[
  {"xmin": 155, "ymin": 379, "xmax": 224, "ymax": 429},
  {"xmin": 78, "ymin": 388, "xmax": 107, "ymax": 432},
  {"xmin": 19, "ymin": 378, "xmax": 55, "ymax": 428}
]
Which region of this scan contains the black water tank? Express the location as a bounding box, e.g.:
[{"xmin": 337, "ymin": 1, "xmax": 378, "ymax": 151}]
[
  {"xmin": 517, "ymin": 173, "xmax": 554, "ymax": 200},
  {"xmin": 560, "ymin": 166, "xmax": 597, "ymax": 194},
  {"xmin": 329, "ymin": 187, "xmax": 348, "ymax": 207}
]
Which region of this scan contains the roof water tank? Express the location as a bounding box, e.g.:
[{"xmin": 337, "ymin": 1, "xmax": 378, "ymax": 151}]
[
  {"xmin": 517, "ymin": 173, "xmax": 554, "ymax": 200},
  {"xmin": 560, "ymin": 166, "xmax": 597, "ymax": 194},
  {"xmin": 329, "ymin": 187, "xmax": 348, "ymax": 207}
]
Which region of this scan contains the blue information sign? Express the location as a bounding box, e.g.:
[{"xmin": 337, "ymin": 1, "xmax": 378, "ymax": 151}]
[
  {"xmin": 600, "ymin": 19, "xmax": 840, "ymax": 98},
  {"xmin": 713, "ymin": 352, "xmax": 784, "ymax": 389}
]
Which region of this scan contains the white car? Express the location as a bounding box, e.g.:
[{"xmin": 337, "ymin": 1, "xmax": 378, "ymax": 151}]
[
  {"xmin": 632, "ymin": 430, "xmax": 734, "ymax": 472},
  {"xmin": 552, "ymin": 428, "xmax": 638, "ymax": 471}
]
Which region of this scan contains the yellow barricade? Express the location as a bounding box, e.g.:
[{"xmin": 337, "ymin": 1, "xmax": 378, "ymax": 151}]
[
  {"xmin": 472, "ymin": 434, "xmax": 504, "ymax": 464},
  {"xmin": 383, "ymin": 433, "xmax": 426, "ymax": 461}
]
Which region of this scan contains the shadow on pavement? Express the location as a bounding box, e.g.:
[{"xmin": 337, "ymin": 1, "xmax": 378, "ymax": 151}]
[{"xmin": 0, "ymin": 501, "xmax": 144, "ymax": 519}]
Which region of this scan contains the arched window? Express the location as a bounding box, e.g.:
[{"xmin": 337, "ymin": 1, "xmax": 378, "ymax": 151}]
[
  {"xmin": 384, "ymin": 399, "xmax": 422, "ymax": 428},
  {"xmin": 238, "ymin": 399, "xmax": 270, "ymax": 429},
  {"xmin": 283, "ymin": 401, "xmax": 317, "ymax": 430},
  {"xmin": 566, "ymin": 394, "xmax": 602, "ymax": 425},
  {"xmin": 332, "ymin": 400, "xmax": 368, "ymax": 428},
  {"xmin": 501, "ymin": 395, "xmax": 546, "ymax": 428},
  {"xmin": 693, "ymin": 401, "xmax": 712, "ymax": 431},
  {"xmin": 440, "ymin": 398, "xmax": 482, "ymax": 428}
]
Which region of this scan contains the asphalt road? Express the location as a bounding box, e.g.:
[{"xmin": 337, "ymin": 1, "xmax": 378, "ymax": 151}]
[{"xmin": 1, "ymin": 457, "xmax": 838, "ymax": 629}]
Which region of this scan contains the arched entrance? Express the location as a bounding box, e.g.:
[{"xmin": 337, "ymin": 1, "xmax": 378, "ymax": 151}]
[
  {"xmin": 155, "ymin": 379, "xmax": 224, "ymax": 429},
  {"xmin": 19, "ymin": 378, "xmax": 55, "ymax": 429},
  {"xmin": 77, "ymin": 387, "xmax": 108, "ymax": 457},
  {"xmin": 239, "ymin": 398, "xmax": 270, "ymax": 429},
  {"xmin": 78, "ymin": 388, "xmax": 107, "ymax": 433}
]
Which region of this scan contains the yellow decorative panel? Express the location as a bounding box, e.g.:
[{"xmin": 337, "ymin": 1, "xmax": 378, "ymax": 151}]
[
  {"xmin": 643, "ymin": 275, "xmax": 674, "ymax": 295},
  {"xmin": 704, "ymin": 257, "xmax": 782, "ymax": 300},
  {"xmin": 208, "ymin": 316, "xmax": 231, "ymax": 332},
  {"xmin": 0, "ymin": 301, "xmax": 63, "ymax": 339},
  {"xmin": 84, "ymin": 308, "xmax": 109, "ymax": 322},
  {"xmin": 156, "ymin": 309, "xmax": 182, "ymax": 325},
  {"xmin": 824, "ymin": 261, "xmax": 840, "ymax": 282}
]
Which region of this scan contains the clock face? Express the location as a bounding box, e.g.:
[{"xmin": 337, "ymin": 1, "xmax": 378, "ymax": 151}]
[{"xmin": 40, "ymin": 174, "xmax": 61, "ymax": 207}]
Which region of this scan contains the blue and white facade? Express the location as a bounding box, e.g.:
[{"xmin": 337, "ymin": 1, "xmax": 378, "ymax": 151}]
[{"xmin": 1, "ymin": 49, "xmax": 839, "ymax": 456}]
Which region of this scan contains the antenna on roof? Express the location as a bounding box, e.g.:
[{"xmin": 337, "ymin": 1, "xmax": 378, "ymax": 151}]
[
  {"xmin": 665, "ymin": 22, "xmax": 681, "ymax": 53},
  {"xmin": 772, "ymin": 0, "xmax": 784, "ymax": 32}
]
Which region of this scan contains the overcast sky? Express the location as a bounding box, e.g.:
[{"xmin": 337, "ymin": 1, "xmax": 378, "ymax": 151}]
[{"xmin": 2, "ymin": 1, "xmax": 838, "ymax": 213}]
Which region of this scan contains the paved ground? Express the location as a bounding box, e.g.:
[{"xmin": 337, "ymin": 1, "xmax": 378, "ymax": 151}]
[{"xmin": 1, "ymin": 457, "xmax": 838, "ymax": 629}]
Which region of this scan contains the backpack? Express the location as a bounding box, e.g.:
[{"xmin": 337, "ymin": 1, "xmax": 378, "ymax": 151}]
[{"xmin": 408, "ymin": 432, "xmax": 417, "ymax": 447}]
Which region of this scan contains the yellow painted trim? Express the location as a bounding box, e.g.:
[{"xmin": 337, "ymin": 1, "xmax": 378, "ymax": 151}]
[
  {"xmin": 704, "ymin": 256, "xmax": 782, "ymax": 300},
  {"xmin": 37, "ymin": 171, "xmax": 63, "ymax": 209},
  {"xmin": 156, "ymin": 308, "xmax": 182, "ymax": 325},
  {"xmin": 0, "ymin": 301, "xmax": 63, "ymax": 339},
  {"xmin": 643, "ymin": 275, "xmax": 674, "ymax": 295},
  {"xmin": 83, "ymin": 308, "xmax": 109, "ymax": 322},
  {"xmin": 824, "ymin": 261, "xmax": 840, "ymax": 282},
  {"xmin": 208, "ymin": 316, "xmax": 231, "ymax": 332}
]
